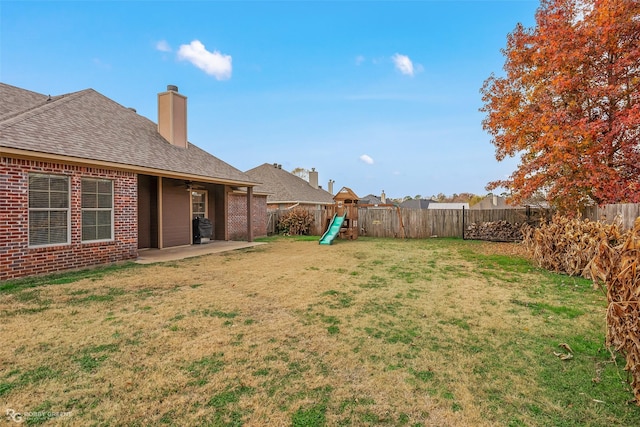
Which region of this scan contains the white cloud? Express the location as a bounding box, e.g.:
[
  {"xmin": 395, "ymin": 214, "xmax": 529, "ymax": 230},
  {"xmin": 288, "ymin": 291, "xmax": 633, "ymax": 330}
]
[
  {"xmin": 177, "ymin": 40, "xmax": 232, "ymax": 80},
  {"xmin": 355, "ymin": 55, "xmax": 365, "ymax": 65},
  {"xmin": 360, "ymin": 154, "xmax": 374, "ymax": 165},
  {"xmin": 392, "ymin": 53, "xmax": 415, "ymax": 76},
  {"xmin": 92, "ymin": 58, "xmax": 111, "ymax": 70},
  {"xmin": 156, "ymin": 40, "xmax": 171, "ymax": 52}
]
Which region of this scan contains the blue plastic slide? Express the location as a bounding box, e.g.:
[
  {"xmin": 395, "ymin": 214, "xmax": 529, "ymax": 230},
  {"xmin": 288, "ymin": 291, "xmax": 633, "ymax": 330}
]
[{"xmin": 319, "ymin": 213, "xmax": 346, "ymax": 245}]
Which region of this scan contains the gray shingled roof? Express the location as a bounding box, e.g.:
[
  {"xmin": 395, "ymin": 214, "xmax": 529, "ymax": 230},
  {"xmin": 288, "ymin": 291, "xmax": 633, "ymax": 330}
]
[
  {"xmin": 0, "ymin": 83, "xmax": 256, "ymax": 186},
  {"xmin": 0, "ymin": 84, "xmax": 51, "ymax": 118},
  {"xmin": 399, "ymin": 199, "xmax": 435, "ymax": 209},
  {"xmin": 245, "ymin": 163, "xmax": 334, "ymax": 205},
  {"xmin": 359, "ymin": 194, "xmax": 383, "ymax": 205}
]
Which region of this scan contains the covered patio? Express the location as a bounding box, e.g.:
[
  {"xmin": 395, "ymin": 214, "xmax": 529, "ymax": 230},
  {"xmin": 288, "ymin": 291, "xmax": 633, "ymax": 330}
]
[{"xmin": 135, "ymin": 241, "xmax": 265, "ymax": 264}]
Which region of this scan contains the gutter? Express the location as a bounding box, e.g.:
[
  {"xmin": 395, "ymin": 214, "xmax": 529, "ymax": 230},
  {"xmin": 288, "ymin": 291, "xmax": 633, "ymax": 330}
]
[{"xmin": 0, "ymin": 147, "xmax": 258, "ymax": 187}]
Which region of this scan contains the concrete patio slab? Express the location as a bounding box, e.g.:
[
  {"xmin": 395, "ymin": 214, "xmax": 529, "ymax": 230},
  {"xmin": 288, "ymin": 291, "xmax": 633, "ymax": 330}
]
[{"xmin": 135, "ymin": 241, "xmax": 266, "ymax": 264}]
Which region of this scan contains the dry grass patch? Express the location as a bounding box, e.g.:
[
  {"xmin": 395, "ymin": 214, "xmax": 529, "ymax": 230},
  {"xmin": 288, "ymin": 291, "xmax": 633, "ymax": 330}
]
[{"xmin": 1, "ymin": 238, "xmax": 639, "ymax": 426}]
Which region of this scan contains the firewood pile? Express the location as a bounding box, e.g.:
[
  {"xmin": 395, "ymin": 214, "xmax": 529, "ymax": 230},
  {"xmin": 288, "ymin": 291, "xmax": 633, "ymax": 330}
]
[
  {"xmin": 465, "ymin": 220, "xmax": 524, "ymax": 242},
  {"xmin": 522, "ymin": 215, "xmax": 627, "ymax": 278},
  {"xmin": 277, "ymin": 208, "xmax": 315, "ymax": 235},
  {"xmin": 588, "ymin": 217, "xmax": 640, "ymax": 404}
]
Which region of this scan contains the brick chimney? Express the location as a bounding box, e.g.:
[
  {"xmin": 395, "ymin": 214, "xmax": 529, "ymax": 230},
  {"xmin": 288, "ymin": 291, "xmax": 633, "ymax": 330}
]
[
  {"xmin": 158, "ymin": 85, "xmax": 187, "ymax": 148},
  {"xmin": 309, "ymin": 168, "xmax": 318, "ymax": 189}
]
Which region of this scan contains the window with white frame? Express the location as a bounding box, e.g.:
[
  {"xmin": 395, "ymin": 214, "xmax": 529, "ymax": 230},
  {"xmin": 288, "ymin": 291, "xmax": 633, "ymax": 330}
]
[
  {"xmin": 28, "ymin": 174, "xmax": 70, "ymax": 246},
  {"xmin": 82, "ymin": 178, "xmax": 113, "ymax": 241}
]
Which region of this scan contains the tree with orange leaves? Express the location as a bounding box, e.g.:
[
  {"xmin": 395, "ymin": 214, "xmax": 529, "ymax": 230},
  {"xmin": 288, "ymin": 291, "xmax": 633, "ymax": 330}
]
[{"xmin": 481, "ymin": 0, "xmax": 640, "ymax": 212}]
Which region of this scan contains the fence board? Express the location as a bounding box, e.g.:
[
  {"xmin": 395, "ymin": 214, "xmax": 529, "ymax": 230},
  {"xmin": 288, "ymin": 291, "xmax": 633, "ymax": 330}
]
[
  {"xmin": 359, "ymin": 208, "xmax": 398, "ymax": 238},
  {"xmin": 583, "ymin": 203, "xmax": 640, "ymax": 230},
  {"xmin": 466, "ymin": 208, "xmax": 547, "ymax": 225},
  {"xmin": 362, "ymin": 208, "xmax": 468, "ymax": 238}
]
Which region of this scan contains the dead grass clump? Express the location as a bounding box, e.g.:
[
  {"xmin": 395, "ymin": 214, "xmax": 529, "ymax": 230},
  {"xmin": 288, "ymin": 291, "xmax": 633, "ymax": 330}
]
[
  {"xmin": 522, "ymin": 214, "xmax": 627, "ymax": 278},
  {"xmin": 589, "ymin": 217, "xmax": 640, "ymax": 404},
  {"xmin": 476, "ymin": 241, "xmax": 531, "ymax": 260}
]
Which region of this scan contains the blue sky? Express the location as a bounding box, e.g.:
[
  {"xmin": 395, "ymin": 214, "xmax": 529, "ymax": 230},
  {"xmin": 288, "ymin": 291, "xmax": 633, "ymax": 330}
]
[{"xmin": 1, "ymin": 0, "xmax": 539, "ymax": 200}]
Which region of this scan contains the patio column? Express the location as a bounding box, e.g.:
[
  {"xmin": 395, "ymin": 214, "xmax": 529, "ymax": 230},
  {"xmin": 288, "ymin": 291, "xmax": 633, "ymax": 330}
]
[
  {"xmin": 246, "ymin": 186, "xmax": 254, "ymax": 242},
  {"xmin": 158, "ymin": 176, "xmax": 164, "ymax": 249}
]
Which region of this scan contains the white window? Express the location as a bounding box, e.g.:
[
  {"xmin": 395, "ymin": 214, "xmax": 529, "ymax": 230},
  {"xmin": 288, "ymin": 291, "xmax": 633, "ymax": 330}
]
[
  {"xmin": 28, "ymin": 174, "xmax": 70, "ymax": 246},
  {"xmin": 82, "ymin": 178, "xmax": 113, "ymax": 241}
]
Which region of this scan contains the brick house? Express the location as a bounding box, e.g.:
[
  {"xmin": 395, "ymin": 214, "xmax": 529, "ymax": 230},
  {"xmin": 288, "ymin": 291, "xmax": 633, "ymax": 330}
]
[{"xmin": 0, "ymin": 83, "xmax": 266, "ymax": 280}]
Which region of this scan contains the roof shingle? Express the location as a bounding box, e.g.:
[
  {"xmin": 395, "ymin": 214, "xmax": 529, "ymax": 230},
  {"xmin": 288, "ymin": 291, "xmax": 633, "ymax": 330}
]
[
  {"xmin": 0, "ymin": 83, "xmax": 52, "ymax": 120},
  {"xmin": 0, "ymin": 83, "xmax": 256, "ymax": 186},
  {"xmin": 245, "ymin": 163, "xmax": 334, "ymax": 205}
]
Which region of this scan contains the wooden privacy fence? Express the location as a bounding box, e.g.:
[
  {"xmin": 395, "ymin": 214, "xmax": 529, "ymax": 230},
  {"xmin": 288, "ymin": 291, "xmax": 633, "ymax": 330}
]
[
  {"xmin": 361, "ymin": 207, "xmax": 547, "ymax": 239},
  {"xmin": 268, "ymin": 207, "xmax": 545, "ymax": 238},
  {"xmin": 582, "ymin": 203, "xmax": 640, "ymax": 231},
  {"xmin": 267, "ymin": 203, "xmax": 640, "ymax": 239},
  {"xmin": 360, "ymin": 207, "xmax": 463, "ymax": 238}
]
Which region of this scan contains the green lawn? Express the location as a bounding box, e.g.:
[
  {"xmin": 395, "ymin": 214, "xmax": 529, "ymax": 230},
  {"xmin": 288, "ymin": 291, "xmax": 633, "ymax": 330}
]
[{"xmin": 1, "ymin": 237, "xmax": 638, "ymax": 426}]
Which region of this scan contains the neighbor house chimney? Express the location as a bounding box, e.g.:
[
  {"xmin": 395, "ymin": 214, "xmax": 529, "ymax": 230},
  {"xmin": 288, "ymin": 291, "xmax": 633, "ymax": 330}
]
[
  {"xmin": 328, "ymin": 179, "xmax": 335, "ymax": 195},
  {"xmin": 309, "ymin": 168, "xmax": 318, "ymax": 189},
  {"xmin": 381, "ymin": 190, "xmax": 386, "ymax": 204},
  {"xmin": 158, "ymin": 85, "xmax": 187, "ymax": 148}
]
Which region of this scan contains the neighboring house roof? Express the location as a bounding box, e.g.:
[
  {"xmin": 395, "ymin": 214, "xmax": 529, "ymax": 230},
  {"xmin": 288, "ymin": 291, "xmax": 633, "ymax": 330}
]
[
  {"xmin": 0, "ymin": 83, "xmax": 256, "ymax": 186},
  {"xmin": 428, "ymin": 202, "xmax": 470, "ymax": 210},
  {"xmin": 359, "ymin": 194, "xmax": 382, "ymax": 205},
  {"xmin": 400, "ymin": 198, "xmax": 435, "ymax": 209},
  {"xmin": 470, "ymin": 195, "xmax": 550, "ymax": 209},
  {"xmin": 471, "ymin": 195, "xmax": 519, "ymax": 210},
  {"xmin": 245, "ymin": 163, "xmax": 334, "ymax": 205}
]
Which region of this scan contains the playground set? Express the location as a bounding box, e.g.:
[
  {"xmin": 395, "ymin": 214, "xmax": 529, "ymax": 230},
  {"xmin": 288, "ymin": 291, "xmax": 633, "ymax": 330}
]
[{"xmin": 319, "ymin": 187, "xmax": 359, "ymax": 245}]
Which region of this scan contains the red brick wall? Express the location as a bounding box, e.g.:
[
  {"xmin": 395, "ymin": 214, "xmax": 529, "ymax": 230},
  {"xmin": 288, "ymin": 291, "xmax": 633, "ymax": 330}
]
[
  {"xmin": 252, "ymin": 194, "xmax": 268, "ymax": 238},
  {"xmin": 228, "ymin": 191, "xmax": 267, "ymax": 240},
  {"xmin": 1, "ymin": 157, "xmax": 138, "ymax": 281}
]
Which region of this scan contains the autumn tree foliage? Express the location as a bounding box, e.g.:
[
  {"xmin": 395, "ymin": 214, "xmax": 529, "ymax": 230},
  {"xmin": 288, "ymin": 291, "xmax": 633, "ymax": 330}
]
[{"xmin": 481, "ymin": 0, "xmax": 640, "ymax": 211}]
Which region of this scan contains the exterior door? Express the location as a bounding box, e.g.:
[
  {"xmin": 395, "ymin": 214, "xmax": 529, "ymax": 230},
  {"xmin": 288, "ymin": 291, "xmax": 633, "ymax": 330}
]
[
  {"xmin": 192, "ymin": 190, "xmax": 207, "ymax": 219},
  {"xmin": 191, "ymin": 190, "xmax": 208, "ymax": 243}
]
